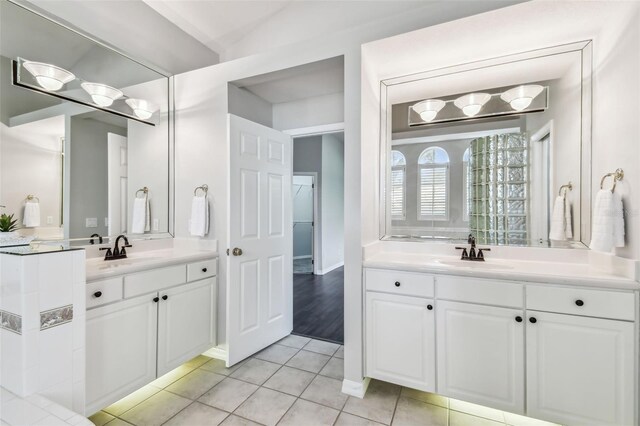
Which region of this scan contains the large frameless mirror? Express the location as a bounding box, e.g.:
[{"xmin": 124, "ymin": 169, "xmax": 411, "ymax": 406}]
[
  {"xmin": 0, "ymin": 0, "xmax": 173, "ymax": 244},
  {"xmin": 380, "ymin": 41, "xmax": 592, "ymax": 247}
]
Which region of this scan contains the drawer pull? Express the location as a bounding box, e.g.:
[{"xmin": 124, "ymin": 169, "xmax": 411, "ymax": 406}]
[
  {"xmin": 394, "ymin": 281, "xmax": 401, "ymax": 287},
  {"xmin": 529, "ymin": 317, "xmax": 537, "ymax": 324},
  {"xmin": 427, "ymin": 304, "xmax": 433, "ymax": 310},
  {"xmin": 93, "ymin": 291, "xmax": 102, "ymax": 298},
  {"xmin": 153, "ymin": 297, "xmax": 160, "ymax": 303},
  {"xmin": 515, "ymin": 316, "xmax": 523, "ymax": 323},
  {"xmin": 575, "ymin": 299, "xmax": 584, "ymax": 307},
  {"xmin": 162, "ymin": 295, "xmax": 168, "ymax": 301},
  {"xmin": 202, "ymin": 268, "xmax": 208, "ymax": 272}
]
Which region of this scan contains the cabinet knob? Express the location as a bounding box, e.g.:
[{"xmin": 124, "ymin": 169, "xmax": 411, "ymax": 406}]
[
  {"xmin": 394, "ymin": 281, "xmax": 401, "ymax": 287},
  {"xmin": 515, "ymin": 316, "xmax": 523, "ymax": 323},
  {"xmin": 529, "ymin": 317, "xmax": 537, "ymax": 324},
  {"xmin": 202, "ymin": 267, "xmax": 208, "ymax": 273},
  {"xmin": 427, "ymin": 304, "xmax": 433, "ymax": 310},
  {"xmin": 153, "ymin": 297, "xmax": 160, "ymax": 303},
  {"xmin": 575, "ymin": 299, "xmax": 584, "ymax": 307},
  {"xmin": 162, "ymin": 295, "xmax": 168, "ymax": 301},
  {"xmin": 93, "ymin": 291, "xmax": 102, "ymax": 298}
]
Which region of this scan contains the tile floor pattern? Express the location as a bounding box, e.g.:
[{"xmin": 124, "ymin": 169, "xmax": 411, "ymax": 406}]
[{"xmin": 89, "ymin": 335, "xmax": 560, "ymax": 426}]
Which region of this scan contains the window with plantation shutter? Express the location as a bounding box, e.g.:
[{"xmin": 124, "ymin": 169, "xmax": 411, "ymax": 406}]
[
  {"xmin": 390, "ymin": 150, "xmax": 406, "ymax": 220},
  {"xmin": 418, "ymin": 147, "xmax": 449, "ymax": 220}
]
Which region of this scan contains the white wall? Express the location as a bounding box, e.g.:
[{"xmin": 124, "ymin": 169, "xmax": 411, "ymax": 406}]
[
  {"xmin": 228, "ymin": 85, "xmax": 273, "ymax": 128},
  {"xmin": 0, "ymin": 116, "xmax": 64, "ymax": 233},
  {"xmin": 361, "ymin": 1, "xmax": 640, "ymax": 261},
  {"xmin": 320, "ymin": 133, "xmax": 344, "ymax": 272},
  {"xmin": 174, "ymin": 0, "xmax": 524, "ymax": 386},
  {"xmin": 273, "ymin": 93, "xmax": 344, "ymax": 131}
]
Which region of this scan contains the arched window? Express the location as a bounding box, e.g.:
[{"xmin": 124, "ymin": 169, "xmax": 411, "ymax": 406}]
[
  {"xmin": 418, "ymin": 147, "xmax": 449, "ymax": 220},
  {"xmin": 462, "ymin": 147, "xmax": 471, "ymax": 222},
  {"xmin": 390, "ymin": 150, "xmax": 406, "ymax": 220}
]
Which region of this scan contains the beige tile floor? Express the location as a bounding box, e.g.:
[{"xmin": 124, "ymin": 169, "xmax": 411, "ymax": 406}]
[{"xmin": 89, "ymin": 335, "xmax": 560, "ymax": 426}]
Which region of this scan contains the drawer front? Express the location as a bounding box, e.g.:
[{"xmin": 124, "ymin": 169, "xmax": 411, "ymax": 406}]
[
  {"xmin": 124, "ymin": 265, "xmax": 186, "ymax": 298},
  {"xmin": 437, "ymin": 276, "xmax": 524, "ymax": 308},
  {"xmin": 87, "ymin": 277, "xmax": 123, "ymax": 309},
  {"xmin": 365, "ymin": 269, "xmax": 434, "ymax": 298},
  {"xmin": 187, "ymin": 258, "xmax": 217, "ymax": 282},
  {"xmin": 526, "ymin": 285, "xmax": 635, "ymax": 321}
]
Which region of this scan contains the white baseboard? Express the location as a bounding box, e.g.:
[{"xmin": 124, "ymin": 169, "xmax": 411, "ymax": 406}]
[
  {"xmin": 342, "ymin": 377, "xmax": 370, "ymax": 399},
  {"xmin": 203, "ymin": 346, "xmax": 227, "ymax": 361},
  {"xmin": 293, "ymin": 255, "xmax": 312, "ymax": 260},
  {"xmin": 317, "ymin": 261, "xmax": 344, "ymax": 275}
]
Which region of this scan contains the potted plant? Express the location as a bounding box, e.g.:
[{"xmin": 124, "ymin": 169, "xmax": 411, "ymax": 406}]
[{"xmin": 0, "ymin": 213, "xmax": 19, "ymax": 239}]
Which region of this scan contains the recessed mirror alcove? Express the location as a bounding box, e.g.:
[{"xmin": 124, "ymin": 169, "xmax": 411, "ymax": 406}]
[
  {"xmin": 380, "ymin": 41, "xmax": 592, "ymax": 247},
  {"xmin": 0, "ymin": 0, "xmax": 173, "ymax": 243}
]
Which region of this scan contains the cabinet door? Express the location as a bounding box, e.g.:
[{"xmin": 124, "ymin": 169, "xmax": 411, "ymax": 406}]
[
  {"xmin": 526, "ymin": 311, "xmax": 635, "ymax": 426},
  {"xmin": 365, "ymin": 292, "xmax": 435, "ymax": 392},
  {"xmin": 157, "ymin": 278, "xmax": 216, "ymax": 375},
  {"xmin": 86, "ymin": 294, "xmax": 158, "ymax": 415},
  {"xmin": 436, "ymin": 301, "xmax": 525, "ymax": 413}
]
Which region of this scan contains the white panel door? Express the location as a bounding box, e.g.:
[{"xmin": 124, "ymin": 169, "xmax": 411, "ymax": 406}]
[
  {"xmin": 526, "ymin": 311, "xmax": 635, "ymax": 426},
  {"xmin": 227, "ymin": 114, "xmax": 292, "ymax": 366},
  {"xmin": 85, "ymin": 294, "xmax": 157, "ymax": 415},
  {"xmin": 107, "ymin": 133, "xmax": 128, "ymax": 235},
  {"xmin": 436, "ymin": 301, "xmax": 525, "ymax": 414},
  {"xmin": 365, "ymin": 292, "xmax": 436, "ymax": 392},
  {"xmin": 157, "ymin": 278, "xmax": 217, "ymax": 375}
]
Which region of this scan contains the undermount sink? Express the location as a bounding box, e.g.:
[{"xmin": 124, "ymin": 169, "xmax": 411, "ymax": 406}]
[
  {"xmin": 88, "ymin": 255, "xmax": 163, "ymax": 268},
  {"xmin": 434, "ymin": 259, "xmax": 514, "ymax": 270}
]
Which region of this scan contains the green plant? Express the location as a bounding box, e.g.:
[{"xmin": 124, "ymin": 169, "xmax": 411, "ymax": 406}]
[{"xmin": 0, "ymin": 213, "xmax": 19, "ymax": 232}]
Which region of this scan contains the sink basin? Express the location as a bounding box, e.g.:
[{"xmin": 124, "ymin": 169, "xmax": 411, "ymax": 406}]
[
  {"xmin": 88, "ymin": 256, "xmax": 163, "ymax": 269},
  {"xmin": 434, "ymin": 259, "xmax": 514, "ymax": 270}
]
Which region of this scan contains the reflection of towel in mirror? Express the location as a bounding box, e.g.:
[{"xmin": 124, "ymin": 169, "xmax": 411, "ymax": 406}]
[
  {"xmin": 190, "ymin": 195, "xmax": 209, "ymax": 237},
  {"xmin": 589, "ymin": 189, "xmax": 624, "ymax": 252},
  {"xmin": 549, "ymin": 195, "xmax": 572, "ymax": 240},
  {"xmin": 131, "ymin": 196, "xmax": 150, "ymax": 233},
  {"xmin": 23, "ymin": 201, "xmax": 40, "ymax": 227}
]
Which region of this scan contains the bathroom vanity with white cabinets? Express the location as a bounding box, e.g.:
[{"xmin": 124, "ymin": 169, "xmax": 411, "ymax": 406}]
[
  {"xmin": 363, "ymin": 249, "xmax": 639, "ymax": 426},
  {"xmin": 84, "ymin": 247, "xmax": 218, "ymax": 415}
]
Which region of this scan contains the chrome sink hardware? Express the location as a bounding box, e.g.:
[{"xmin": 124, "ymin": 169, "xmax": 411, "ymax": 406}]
[
  {"xmin": 99, "ymin": 234, "xmax": 133, "ymax": 261},
  {"xmin": 455, "ymin": 234, "xmax": 491, "ymax": 261}
]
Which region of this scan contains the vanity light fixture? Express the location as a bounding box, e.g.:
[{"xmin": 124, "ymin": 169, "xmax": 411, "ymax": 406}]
[
  {"xmin": 412, "ymin": 99, "xmax": 446, "ymax": 122},
  {"xmin": 500, "ymin": 84, "xmax": 544, "ymax": 111},
  {"xmin": 80, "ymin": 82, "xmax": 123, "ymax": 107},
  {"xmin": 22, "ymin": 61, "xmax": 75, "ymax": 91},
  {"xmin": 126, "ymin": 98, "xmax": 158, "ymax": 120},
  {"xmin": 454, "ymin": 92, "xmax": 491, "ymax": 117}
]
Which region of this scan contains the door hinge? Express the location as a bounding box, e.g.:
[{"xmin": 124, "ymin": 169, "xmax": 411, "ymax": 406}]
[
  {"xmin": 226, "ymin": 249, "xmax": 229, "ymax": 256},
  {"xmin": 312, "ymin": 184, "xmax": 315, "ymax": 189},
  {"xmin": 311, "ymin": 221, "xmax": 314, "ymax": 227},
  {"xmin": 311, "ymin": 259, "xmax": 314, "ymax": 265}
]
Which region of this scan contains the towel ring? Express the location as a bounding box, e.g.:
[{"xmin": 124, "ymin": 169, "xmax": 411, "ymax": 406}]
[
  {"xmin": 558, "ymin": 182, "xmax": 573, "ymax": 197},
  {"xmin": 26, "ymin": 194, "xmax": 40, "ymax": 202},
  {"xmin": 194, "ymin": 184, "xmax": 208, "ymax": 196},
  {"xmin": 136, "ymin": 187, "xmax": 149, "ymax": 198},
  {"xmin": 600, "ymin": 169, "xmax": 624, "ymax": 193}
]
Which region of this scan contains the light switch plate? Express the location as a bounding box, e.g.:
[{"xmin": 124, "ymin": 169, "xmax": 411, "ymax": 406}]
[
  {"xmin": 85, "ymin": 218, "xmax": 98, "ymax": 228},
  {"xmin": 153, "ymin": 219, "xmax": 159, "ymax": 231},
  {"xmin": 46, "ymin": 216, "xmax": 53, "ymax": 225}
]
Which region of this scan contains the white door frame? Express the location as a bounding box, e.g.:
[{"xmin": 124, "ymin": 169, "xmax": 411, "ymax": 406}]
[{"xmin": 293, "ymin": 172, "xmax": 319, "ymax": 275}]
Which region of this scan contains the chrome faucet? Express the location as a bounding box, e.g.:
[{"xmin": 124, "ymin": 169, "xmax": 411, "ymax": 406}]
[
  {"xmin": 99, "ymin": 234, "xmax": 132, "ymax": 261},
  {"xmin": 455, "ymin": 234, "xmax": 491, "ymax": 261}
]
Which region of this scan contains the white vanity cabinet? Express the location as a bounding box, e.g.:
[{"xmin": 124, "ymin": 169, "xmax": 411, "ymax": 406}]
[
  {"xmin": 85, "ymin": 257, "xmax": 217, "ymax": 415},
  {"xmin": 365, "ymin": 269, "xmax": 436, "ymax": 392},
  {"xmin": 363, "ymin": 267, "xmax": 638, "ymax": 426}
]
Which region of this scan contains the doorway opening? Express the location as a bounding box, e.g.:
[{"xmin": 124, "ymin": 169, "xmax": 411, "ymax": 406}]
[{"xmin": 293, "ymin": 174, "xmax": 316, "ymax": 274}]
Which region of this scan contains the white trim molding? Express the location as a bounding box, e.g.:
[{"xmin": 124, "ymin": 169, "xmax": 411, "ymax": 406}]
[
  {"xmin": 283, "ymin": 122, "xmax": 345, "ymax": 137},
  {"xmin": 317, "ymin": 261, "xmax": 344, "ymax": 275},
  {"xmin": 342, "ymin": 377, "xmax": 371, "ymax": 399},
  {"xmin": 203, "ymin": 346, "xmax": 228, "ymax": 362}
]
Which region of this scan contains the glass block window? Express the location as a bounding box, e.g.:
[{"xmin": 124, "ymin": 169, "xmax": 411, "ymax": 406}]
[
  {"xmin": 390, "ymin": 150, "xmax": 406, "ymax": 220},
  {"xmin": 463, "ymin": 147, "xmax": 471, "ymax": 222},
  {"xmin": 418, "ymin": 147, "xmax": 449, "ymax": 220},
  {"xmin": 469, "ymin": 133, "xmax": 529, "ymax": 245}
]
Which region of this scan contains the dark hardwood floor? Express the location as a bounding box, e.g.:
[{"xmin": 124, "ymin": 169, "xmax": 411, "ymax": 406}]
[{"xmin": 293, "ymin": 266, "xmax": 344, "ymax": 344}]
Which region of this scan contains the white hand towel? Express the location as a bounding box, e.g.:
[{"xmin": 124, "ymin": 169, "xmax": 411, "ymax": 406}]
[
  {"xmin": 22, "ymin": 201, "xmax": 40, "ymax": 228},
  {"xmin": 189, "ymin": 195, "xmax": 209, "ymax": 237},
  {"xmin": 549, "ymin": 195, "xmax": 572, "ymax": 241},
  {"xmin": 589, "ymin": 189, "xmax": 625, "ymax": 252},
  {"xmin": 131, "ymin": 196, "xmax": 150, "ymax": 234}
]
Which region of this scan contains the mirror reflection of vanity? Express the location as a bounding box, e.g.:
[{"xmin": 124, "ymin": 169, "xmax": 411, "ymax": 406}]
[
  {"xmin": 0, "ymin": 0, "xmax": 173, "ymax": 242},
  {"xmin": 381, "ymin": 41, "xmax": 592, "ymax": 248}
]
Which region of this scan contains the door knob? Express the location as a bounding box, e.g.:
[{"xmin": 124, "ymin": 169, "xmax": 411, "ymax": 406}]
[{"xmin": 232, "ymin": 247, "xmax": 243, "ymax": 256}]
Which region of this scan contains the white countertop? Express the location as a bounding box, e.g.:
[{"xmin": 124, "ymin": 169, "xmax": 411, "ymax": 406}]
[
  {"xmin": 363, "ymin": 252, "xmax": 640, "ymax": 290},
  {"xmin": 86, "ymin": 247, "xmax": 218, "ymax": 282}
]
